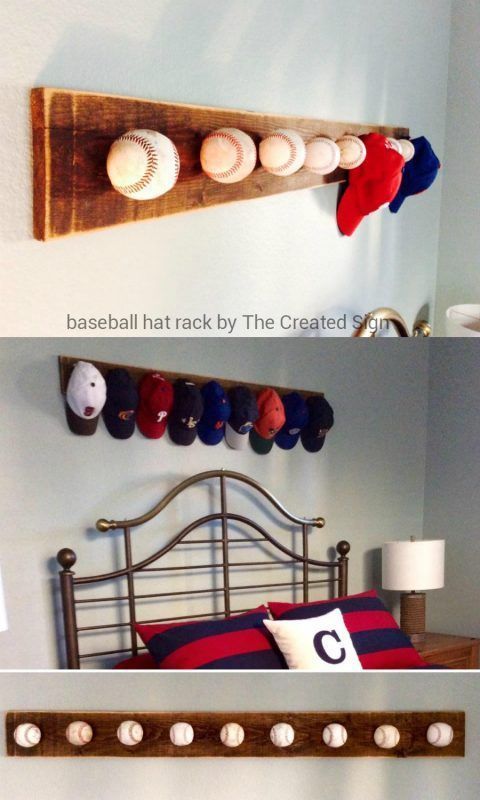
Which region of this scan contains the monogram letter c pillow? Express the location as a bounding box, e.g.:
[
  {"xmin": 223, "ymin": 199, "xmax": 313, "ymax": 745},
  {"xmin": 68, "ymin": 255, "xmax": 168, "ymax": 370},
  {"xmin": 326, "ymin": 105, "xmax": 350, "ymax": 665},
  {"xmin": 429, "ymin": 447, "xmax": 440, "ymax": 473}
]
[{"xmin": 264, "ymin": 608, "xmax": 363, "ymax": 671}]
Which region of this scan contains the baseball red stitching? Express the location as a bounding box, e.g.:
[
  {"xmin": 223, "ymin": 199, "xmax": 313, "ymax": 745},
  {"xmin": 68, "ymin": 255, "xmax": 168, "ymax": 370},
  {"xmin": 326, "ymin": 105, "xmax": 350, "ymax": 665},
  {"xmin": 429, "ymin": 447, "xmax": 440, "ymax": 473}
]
[
  {"xmin": 263, "ymin": 132, "xmax": 298, "ymax": 173},
  {"xmin": 113, "ymin": 133, "xmax": 159, "ymax": 195},
  {"xmin": 204, "ymin": 130, "xmax": 245, "ymax": 179}
]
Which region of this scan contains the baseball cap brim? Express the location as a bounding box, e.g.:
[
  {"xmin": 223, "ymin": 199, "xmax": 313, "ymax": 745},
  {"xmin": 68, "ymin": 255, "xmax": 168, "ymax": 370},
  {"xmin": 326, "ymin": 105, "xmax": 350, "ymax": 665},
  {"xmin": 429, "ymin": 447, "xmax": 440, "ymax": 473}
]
[
  {"xmin": 337, "ymin": 188, "xmax": 365, "ymax": 236},
  {"xmin": 197, "ymin": 423, "xmax": 225, "ymax": 445},
  {"xmin": 300, "ymin": 431, "xmax": 326, "ymax": 453},
  {"xmin": 388, "ymin": 190, "xmax": 406, "ymax": 213},
  {"xmin": 225, "ymin": 423, "xmax": 249, "ymax": 450},
  {"xmin": 275, "ymin": 430, "xmax": 301, "ymax": 450},
  {"xmin": 136, "ymin": 407, "xmax": 168, "ymax": 439},
  {"xmin": 66, "ymin": 403, "xmax": 99, "ymax": 436},
  {"xmin": 168, "ymin": 421, "xmax": 197, "ymax": 446},
  {"xmin": 249, "ymin": 428, "xmax": 274, "ymax": 455},
  {"xmin": 102, "ymin": 411, "xmax": 136, "ymax": 440}
]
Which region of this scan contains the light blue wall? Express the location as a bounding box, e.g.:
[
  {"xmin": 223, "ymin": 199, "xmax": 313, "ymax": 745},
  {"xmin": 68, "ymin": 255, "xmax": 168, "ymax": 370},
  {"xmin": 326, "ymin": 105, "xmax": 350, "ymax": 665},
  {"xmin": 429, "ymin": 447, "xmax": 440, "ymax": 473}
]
[
  {"xmin": 0, "ymin": 671, "xmax": 478, "ymax": 800},
  {"xmin": 0, "ymin": 0, "xmax": 451, "ymax": 335}
]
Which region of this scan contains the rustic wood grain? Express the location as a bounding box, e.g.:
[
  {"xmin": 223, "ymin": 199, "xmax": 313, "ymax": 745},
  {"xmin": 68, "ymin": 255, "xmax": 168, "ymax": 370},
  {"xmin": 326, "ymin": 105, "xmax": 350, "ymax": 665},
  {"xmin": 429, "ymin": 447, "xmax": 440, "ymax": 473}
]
[
  {"xmin": 415, "ymin": 633, "xmax": 480, "ymax": 669},
  {"xmin": 58, "ymin": 355, "xmax": 324, "ymax": 400},
  {"xmin": 31, "ymin": 87, "xmax": 409, "ymax": 240},
  {"xmin": 6, "ymin": 711, "xmax": 464, "ymax": 758}
]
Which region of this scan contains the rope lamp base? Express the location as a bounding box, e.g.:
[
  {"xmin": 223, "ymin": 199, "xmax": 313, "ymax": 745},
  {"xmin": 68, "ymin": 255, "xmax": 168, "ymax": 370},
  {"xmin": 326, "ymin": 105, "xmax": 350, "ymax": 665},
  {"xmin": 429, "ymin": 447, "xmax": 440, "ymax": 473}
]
[{"xmin": 400, "ymin": 592, "xmax": 426, "ymax": 642}]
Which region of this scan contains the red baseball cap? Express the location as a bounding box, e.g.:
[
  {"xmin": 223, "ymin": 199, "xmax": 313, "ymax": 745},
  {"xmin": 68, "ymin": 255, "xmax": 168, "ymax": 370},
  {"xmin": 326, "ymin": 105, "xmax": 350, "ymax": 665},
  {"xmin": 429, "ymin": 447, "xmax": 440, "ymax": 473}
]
[
  {"xmin": 337, "ymin": 133, "xmax": 405, "ymax": 236},
  {"xmin": 249, "ymin": 388, "xmax": 286, "ymax": 455},
  {"xmin": 136, "ymin": 373, "xmax": 174, "ymax": 439}
]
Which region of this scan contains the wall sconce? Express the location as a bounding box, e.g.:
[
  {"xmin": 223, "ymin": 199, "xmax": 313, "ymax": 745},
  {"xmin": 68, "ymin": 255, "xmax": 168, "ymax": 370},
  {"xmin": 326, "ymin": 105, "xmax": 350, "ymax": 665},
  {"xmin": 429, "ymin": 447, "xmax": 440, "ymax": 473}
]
[
  {"xmin": 0, "ymin": 565, "xmax": 8, "ymax": 632},
  {"xmin": 382, "ymin": 538, "xmax": 445, "ymax": 641}
]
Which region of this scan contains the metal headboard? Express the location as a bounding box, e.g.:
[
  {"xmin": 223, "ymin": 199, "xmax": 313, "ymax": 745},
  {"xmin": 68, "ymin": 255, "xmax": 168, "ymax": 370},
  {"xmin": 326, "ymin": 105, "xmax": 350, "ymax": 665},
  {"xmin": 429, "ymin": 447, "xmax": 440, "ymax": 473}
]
[{"xmin": 56, "ymin": 470, "xmax": 350, "ymax": 669}]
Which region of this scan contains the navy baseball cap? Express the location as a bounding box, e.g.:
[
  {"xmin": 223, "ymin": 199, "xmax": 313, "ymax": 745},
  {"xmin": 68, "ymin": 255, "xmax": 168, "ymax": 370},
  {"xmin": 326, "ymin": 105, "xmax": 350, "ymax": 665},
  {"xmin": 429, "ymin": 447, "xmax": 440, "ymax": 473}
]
[
  {"xmin": 300, "ymin": 396, "xmax": 334, "ymax": 453},
  {"xmin": 197, "ymin": 381, "xmax": 231, "ymax": 445},
  {"xmin": 168, "ymin": 379, "xmax": 204, "ymax": 446},
  {"xmin": 389, "ymin": 136, "xmax": 441, "ymax": 213},
  {"xmin": 102, "ymin": 368, "xmax": 139, "ymax": 439},
  {"xmin": 275, "ymin": 392, "xmax": 309, "ymax": 450},
  {"xmin": 225, "ymin": 386, "xmax": 259, "ymax": 450}
]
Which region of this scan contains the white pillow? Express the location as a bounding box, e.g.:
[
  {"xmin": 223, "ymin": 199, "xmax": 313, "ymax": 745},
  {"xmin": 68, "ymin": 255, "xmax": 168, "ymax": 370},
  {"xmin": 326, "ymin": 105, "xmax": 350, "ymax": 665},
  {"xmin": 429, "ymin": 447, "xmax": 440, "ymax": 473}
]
[{"xmin": 264, "ymin": 608, "xmax": 363, "ymax": 671}]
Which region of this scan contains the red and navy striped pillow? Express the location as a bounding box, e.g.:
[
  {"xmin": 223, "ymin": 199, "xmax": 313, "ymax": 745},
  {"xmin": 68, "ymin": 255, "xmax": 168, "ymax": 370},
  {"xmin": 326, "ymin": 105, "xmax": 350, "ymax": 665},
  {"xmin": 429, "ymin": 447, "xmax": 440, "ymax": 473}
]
[
  {"xmin": 268, "ymin": 590, "xmax": 426, "ymax": 669},
  {"xmin": 136, "ymin": 606, "xmax": 286, "ymax": 670}
]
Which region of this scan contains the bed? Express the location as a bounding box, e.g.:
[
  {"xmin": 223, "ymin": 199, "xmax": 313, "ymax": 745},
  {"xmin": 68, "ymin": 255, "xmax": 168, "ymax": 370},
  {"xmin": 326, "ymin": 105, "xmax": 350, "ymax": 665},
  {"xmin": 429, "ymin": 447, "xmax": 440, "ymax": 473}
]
[{"xmin": 55, "ymin": 469, "xmax": 428, "ymax": 670}]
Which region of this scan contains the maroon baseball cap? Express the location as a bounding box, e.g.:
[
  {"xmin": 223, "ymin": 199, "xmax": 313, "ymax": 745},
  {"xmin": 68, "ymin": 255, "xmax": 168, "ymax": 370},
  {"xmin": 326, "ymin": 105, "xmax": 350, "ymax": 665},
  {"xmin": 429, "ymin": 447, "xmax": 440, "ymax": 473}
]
[
  {"xmin": 136, "ymin": 373, "xmax": 174, "ymax": 439},
  {"xmin": 337, "ymin": 133, "xmax": 404, "ymax": 236}
]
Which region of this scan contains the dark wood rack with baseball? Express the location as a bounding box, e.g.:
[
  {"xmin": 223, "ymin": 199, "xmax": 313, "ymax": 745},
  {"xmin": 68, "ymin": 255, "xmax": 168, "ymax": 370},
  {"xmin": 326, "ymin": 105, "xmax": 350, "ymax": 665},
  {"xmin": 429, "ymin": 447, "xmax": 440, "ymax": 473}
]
[
  {"xmin": 31, "ymin": 87, "xmax": 409, "ymax": 240},
  {"xmin": 6, "ymin": 711, "xmax": 464, "ymax": 758}
]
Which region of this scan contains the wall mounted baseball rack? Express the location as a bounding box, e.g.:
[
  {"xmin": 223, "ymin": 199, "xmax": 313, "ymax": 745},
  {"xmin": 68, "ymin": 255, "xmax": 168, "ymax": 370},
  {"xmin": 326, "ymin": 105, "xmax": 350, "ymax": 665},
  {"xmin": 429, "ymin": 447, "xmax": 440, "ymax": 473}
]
[
  {"xmin": 58, "ymin": 355, "xmax": 324, "ymax": 401},
  {"xmin": 31, "ymin": 87, "xmax": 408, "ymax": 240},
  {"xmin": 7, "ymin": 711, "xmax": 464, "ymax": 758}
]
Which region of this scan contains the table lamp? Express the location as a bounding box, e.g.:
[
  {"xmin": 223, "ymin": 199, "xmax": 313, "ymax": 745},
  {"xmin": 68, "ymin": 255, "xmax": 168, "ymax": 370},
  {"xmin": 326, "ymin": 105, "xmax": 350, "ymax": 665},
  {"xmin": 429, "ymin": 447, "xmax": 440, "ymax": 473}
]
[
  {"xmin": 382, "ymin": 538, "xmax": 445, "ymax": 642},
  {"xmin": 0, "ymin": 565, "xmax": 8, "ymax": 632}
]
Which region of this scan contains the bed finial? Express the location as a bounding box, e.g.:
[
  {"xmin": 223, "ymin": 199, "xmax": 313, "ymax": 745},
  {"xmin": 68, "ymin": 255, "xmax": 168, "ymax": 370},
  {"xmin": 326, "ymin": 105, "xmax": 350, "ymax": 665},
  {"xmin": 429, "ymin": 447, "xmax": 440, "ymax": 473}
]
[
  {"xmin": 96, "ymin": 518, "xmax": 117, "ymax": 532},
  {"xmin": 336, "ymin": 540, "xmax": 350, "ymax": 557},
  {"xmin": 57, "ymin": 548, "xmax": 77, "ymax": 571}
]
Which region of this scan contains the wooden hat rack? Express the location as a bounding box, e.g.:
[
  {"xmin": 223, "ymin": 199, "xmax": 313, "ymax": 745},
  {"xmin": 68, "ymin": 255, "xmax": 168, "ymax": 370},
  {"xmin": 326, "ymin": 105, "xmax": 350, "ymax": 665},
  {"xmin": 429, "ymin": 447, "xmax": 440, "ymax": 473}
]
[
  {"xmin": 31, "ymin": 87, "xmax": 409, "ymax": 240},
  {"xmin": 7, "ymin": 711, "xmax": 464, "ymax": 758}
]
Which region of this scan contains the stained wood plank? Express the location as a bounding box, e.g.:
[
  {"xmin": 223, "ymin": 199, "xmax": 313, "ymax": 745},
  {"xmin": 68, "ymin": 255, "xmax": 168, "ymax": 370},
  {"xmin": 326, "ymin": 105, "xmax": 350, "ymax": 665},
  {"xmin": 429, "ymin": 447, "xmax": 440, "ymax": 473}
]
[
  {"xmin": 6, "ymin": 711, "xmax": 464, "ymax": 758},
  {"xmin": 31, "ymin": 87, "xmax": 409, "ymax": 240}
]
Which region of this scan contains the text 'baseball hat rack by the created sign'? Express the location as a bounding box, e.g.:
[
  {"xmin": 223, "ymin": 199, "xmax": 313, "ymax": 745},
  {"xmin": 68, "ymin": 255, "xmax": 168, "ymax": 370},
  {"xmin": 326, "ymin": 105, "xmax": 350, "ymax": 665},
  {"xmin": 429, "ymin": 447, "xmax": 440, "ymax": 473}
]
[
  {"xmin": 7, "ymin": 711, "xmax": 464, "ymax": 758},
  {"xmin": 31, "ymin": 87, "xmax": 409, "ymax": 240}
]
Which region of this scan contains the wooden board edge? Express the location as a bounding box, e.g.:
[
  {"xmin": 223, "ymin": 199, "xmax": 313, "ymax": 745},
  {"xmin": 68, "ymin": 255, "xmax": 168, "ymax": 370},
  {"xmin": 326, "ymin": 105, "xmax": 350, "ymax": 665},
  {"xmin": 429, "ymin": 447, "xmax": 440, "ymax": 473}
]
[{"xmin": 30, "ymin": 88, "xmax": 49, "ymax": 241}]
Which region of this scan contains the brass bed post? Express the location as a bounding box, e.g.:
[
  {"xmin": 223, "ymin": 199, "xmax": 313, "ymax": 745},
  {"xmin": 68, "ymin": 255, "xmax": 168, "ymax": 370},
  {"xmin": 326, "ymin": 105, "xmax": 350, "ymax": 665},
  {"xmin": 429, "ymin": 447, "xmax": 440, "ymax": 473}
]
[
  {"xmin": 123, "ymin": 527, "xmax": 138, "ymax": 656},
  {"xmin": 219, "ymin": 473, "xmax": 231, "ymax": 617},
  {"xmin": 56, "ymin": 549, "xmax": 80, "ymax": 669},
  {"xmin": 302, "ymin": 524, "xmax": 309, "ymax": 602},
  {"xmin": 336, "ymin": 541, "xmax": 350, "ymax": 597}
]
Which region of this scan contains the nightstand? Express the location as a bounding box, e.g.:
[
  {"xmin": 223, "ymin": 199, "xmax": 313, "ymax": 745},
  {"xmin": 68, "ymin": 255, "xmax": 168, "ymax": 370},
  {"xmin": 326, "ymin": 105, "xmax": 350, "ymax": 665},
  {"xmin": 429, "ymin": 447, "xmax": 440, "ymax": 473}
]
[{"xmin": 414, "ymin": 632, "xmax": 480, "ymax": 669}]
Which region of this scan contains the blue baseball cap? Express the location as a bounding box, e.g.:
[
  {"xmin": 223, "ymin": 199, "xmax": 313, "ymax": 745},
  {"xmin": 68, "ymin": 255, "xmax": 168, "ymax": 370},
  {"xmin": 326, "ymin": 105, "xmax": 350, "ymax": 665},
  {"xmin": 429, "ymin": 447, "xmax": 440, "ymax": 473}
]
[
  {"xmin": 275, "ymin": 392, "xmax": 309, "ymax": 450},
  {"xmin": 197, "ymin": 381, "xmax": 231, "ymax": 445},
  {"xmin": 389, "ymin": 136, "xmax": 440, "ymax": 213},
  {"xmin": 300, "ymin": 396, "xmax": 334, "ymax": 453},
  {"xmin": 225, "ymin": 386, "xmax": 259, "ymax": 450},
  {"xmin": 102, "ymin": 368, "xmax": 138, "ymax": 440}
]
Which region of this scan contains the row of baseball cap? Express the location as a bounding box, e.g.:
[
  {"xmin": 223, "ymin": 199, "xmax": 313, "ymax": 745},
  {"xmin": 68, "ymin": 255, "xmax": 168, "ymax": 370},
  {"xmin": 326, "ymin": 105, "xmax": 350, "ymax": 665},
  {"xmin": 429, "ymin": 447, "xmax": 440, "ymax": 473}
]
[
  {"xmin": 65, "ymin": 361, "xmax": 334, "ymax": 454},
  {"xmin": 337, "ymin": 134, "xmax": 440, "ymax": 236}
]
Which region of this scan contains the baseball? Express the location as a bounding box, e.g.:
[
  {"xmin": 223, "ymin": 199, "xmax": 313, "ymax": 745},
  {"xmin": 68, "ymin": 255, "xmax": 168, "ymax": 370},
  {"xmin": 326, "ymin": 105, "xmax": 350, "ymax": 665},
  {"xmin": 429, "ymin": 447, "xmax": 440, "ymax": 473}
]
[
  {"xmin": 220, "ymin": 722, "xmax": 245, "ymax": 748},
  {"xmin": 304, "ymin": 137, "xmax": 341, "ymax": 175},
  {"xmin": 170, "ymin": 722, "xmax": 194, "ymax": 747},
  {"xmin": 270, "ymin": 722, "xmax": 295, "ymax": 748},
  {"xmin": 373, "ymin": 724, "xmax": 400, "ymax": 749},
  {"xmin": 397, "ymin": 138, "xmax": 415, "ymax": 162},
  {"xmin": 426, "ymin": 722, "xmax": 454, "ymax": 748},
  {"xmin": 322, "ymin": 723, "xmax": 348, "ymax": 748},
  {"xmin": 106, "ymin": 129, "xmax": 180, "ymax": 200},
  {"xmin": 117, "ymin": 720, "xmax": 144, "ymax": 746},
  {"xmin": 66, "ymin": 720, "xmax": 93, "ymax": 747},
  {"xmin": 336, "ymin": 135, "xmax": 367, "ymax": 169},
  {"xmin": 259, "ymin": 128, "xmax": 306, "ymax": 176},
  {"xmin": 386, "ymin": 137, "xmax": 404, "ymax": 155},
  {"xmin": 200, "ymin": 128, "xmax": 257, "ymax": 184},
  {"xmin": 14, "ymin": 723, "xmax": 42, "ymax": 748}
]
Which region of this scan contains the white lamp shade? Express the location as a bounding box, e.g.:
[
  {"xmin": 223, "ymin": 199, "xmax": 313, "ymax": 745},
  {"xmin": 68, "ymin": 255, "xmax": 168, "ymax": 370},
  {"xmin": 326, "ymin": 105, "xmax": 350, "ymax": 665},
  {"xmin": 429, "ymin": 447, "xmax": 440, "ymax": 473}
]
[
  {"xmin": 382, "ymin": 540, "xmax": 445, "ymax": 591},
  {"xmin": 0, "ymin": 566, "xmax": 8, "ymax": 632}
]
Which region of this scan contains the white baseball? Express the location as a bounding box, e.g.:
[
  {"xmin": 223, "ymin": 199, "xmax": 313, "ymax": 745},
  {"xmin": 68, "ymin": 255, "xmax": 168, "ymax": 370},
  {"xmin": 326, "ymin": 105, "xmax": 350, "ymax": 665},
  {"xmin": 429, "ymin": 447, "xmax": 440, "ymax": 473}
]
[
  {"xmin": 220, "ymin": 722, "xmax": 245, "ymax": 748},
  {"xmin": 397, "ymin": 138, "xmax": 415, "ymax": 162},
  {"xmin": 259, "ymin": 128, "xmax": 306, "ymax": 176},
  {"xmin": 322, "ymin": 723, "xmax": 348, "ymax": 748},
  {"xmin": 426, "ymin": 722, "xmax": 454, "ymax": 748},
  {"xmin": 304, "ymin": 137, "xmax": 340, "ymax": 175},
  {"xmin": 200, "ymin": 128, "xmax": 257, "ymax": 184},
  {"xmin": 14, "ymin": 723, "xmax": 42, "ymax": 748},
  {"xmin": 373, "ymin": 724, "xmax": 400, "ymax": 749},
  {"xmin": 170, "ymin": 722, "xmax": 194, "ymax": 747},
  {"xmin": 386, "ymin": 137, "xmax": 403, "ymax": 155},
  {"xmin": 66, "ymin": 720, "xmax": 93, "ymax": 747},
  {"xmin": 270, "ymin": 722, "xmax": 295, "ymax": 748},
  {"xmin": 107, "ymin": 129, "xmax": 180, "ymax": 200},
  {"xmin": 336, "ymin": 135, "xmax": 367, "ymax": 169},
  {"xmin": 117, "ymin": 720, "xmax": 144, "ymax": 746}
]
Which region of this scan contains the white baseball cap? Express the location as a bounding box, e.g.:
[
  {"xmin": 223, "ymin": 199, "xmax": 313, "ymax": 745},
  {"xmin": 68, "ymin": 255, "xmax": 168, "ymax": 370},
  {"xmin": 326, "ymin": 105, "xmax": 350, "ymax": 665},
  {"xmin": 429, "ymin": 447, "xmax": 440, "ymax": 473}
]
[{"xmin": 66, "ymin": 361, "xmax": 107, "ymax": 435}]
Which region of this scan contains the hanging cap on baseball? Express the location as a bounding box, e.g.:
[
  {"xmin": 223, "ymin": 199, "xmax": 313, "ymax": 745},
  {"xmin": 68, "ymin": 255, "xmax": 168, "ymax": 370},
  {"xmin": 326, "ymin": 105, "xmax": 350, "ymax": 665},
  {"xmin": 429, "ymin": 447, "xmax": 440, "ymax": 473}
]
[
  {"xmin": 300, "ymin": 396, "xmax": 334, "ymax": 453},
  {"xmin": 168, "ymin": 379, "xmax": 204, "ymax": 446},
  {"xmin": 225, "ymin": 386, "xmax": 259, "ymax": 450},
  {"xmin": 275, "ymin": 392, "xmax": 309, "ymax": 450},
  {"xmin": 65, "ymin": 361, "xmax": 107, "ymax": 436},
  {"xmin": 102, "ymin": 368, "xmax": 139, "ymax": 440},
  {"xmin": 197, "ymin": 381, "xmax": 231, "ymax": 445},
  {"xmin": 389, "ymin": 136, "xmax": 441, "ymax": 213},
  {"xmin": 337, "ymin": 133, "xmax": 404, "ymax": 236},
  {"xmin": 136, "ymin": 372, "xmax": 173, "ymax": 439},
  {"xmin": 249, "ymin": 388, "xmax": 286, "ymax": 455}
]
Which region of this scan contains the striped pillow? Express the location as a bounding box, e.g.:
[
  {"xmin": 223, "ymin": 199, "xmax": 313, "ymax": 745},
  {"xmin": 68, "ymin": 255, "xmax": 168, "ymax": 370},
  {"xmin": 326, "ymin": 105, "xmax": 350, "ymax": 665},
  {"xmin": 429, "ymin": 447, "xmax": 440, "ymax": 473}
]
[
  {"xmin": 268, "ymin": 590, "xmax": 426, "ymax": 669},
  {"xmin": 136, "ymin": 607, "xmax": 286, "ymax": 670}
]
